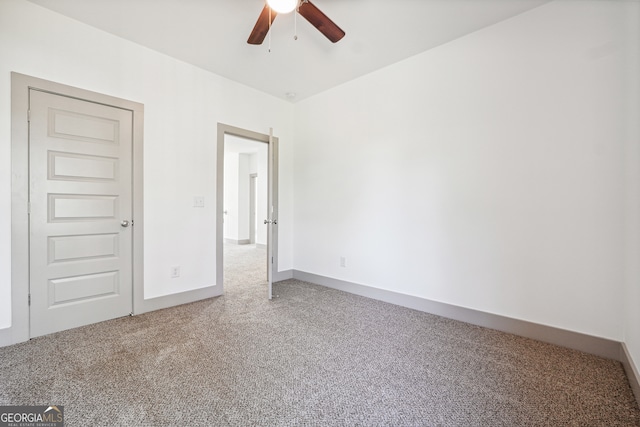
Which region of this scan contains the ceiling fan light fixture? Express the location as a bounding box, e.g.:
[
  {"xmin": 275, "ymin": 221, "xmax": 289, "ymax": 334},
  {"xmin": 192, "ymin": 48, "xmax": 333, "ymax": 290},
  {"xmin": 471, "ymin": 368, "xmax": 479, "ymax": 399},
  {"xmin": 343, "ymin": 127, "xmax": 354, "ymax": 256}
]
[{"xmin": 266, "ymin": 0, "xmax": 298, "ymax": 14}]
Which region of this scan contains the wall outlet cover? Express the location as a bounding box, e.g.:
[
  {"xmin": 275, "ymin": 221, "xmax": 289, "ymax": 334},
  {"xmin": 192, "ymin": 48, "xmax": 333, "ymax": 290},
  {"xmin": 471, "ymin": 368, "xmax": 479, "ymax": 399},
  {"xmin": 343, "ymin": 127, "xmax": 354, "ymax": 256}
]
[{"xmin": 171, "ymin": 266, "xmax": 181, "ymax": 278}]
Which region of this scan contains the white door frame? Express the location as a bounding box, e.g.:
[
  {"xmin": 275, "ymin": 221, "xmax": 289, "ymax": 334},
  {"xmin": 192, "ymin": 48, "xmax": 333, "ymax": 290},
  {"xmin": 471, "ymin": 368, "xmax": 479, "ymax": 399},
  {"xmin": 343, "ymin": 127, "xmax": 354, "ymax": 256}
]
[
  {"xmin": 10, "ymin": 73, "xmax": 144, "ymax": 344},
  {"xmin": 216, "ymin": 123, "xmax": 278, "ymax": 294}
]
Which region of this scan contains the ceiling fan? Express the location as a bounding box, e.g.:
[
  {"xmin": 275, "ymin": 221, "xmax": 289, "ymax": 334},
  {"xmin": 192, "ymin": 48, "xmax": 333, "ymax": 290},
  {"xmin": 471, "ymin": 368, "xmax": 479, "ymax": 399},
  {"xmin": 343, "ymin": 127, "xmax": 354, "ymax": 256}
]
[{"xmin": 248, "ymin": 0, "xmax": 345, "ymax": 45}]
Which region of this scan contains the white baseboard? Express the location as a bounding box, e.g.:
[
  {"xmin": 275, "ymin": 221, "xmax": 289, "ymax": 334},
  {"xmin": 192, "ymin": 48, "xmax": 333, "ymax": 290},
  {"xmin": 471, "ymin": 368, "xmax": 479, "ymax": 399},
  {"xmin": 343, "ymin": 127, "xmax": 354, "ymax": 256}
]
[
  {"xmin": 0, "ymin": 327, "xmax": 12, "ymax": 347},
  {"xmin": 224, "ymin": 238, "xmax": 251, "ymax": 245},
  {"xmin": 134, "ymin": 285, "xmax": 222, "ymax": 315},
  {"xmin": 291, "ymin": 270, "xmax": 622, "ymax": 361},
  {"xmin": 273, "ymin": 269, "xmax": 293, "ymax": 282},
  {"xmin": 621, "ymin": 343, "xmax": 640, "ymax": 407}
]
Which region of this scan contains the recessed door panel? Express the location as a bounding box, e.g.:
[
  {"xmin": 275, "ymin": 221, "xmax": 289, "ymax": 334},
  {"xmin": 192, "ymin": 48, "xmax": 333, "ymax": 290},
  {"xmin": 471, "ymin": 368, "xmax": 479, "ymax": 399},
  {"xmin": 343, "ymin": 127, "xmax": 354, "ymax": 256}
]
[
  {"xmin": 48, "ymin": 108, "xmax": 119, "ymax": 144},
  {"xmin": 49, "ymin": 151, "xmax": 118, "ymax": 182},
  {"xmin": 48, "ymin": 234, "xmax": 119, "ymax": 263},
  {"xmin": 49, "ymin": 194, "xmax": 118, "ymax": 221},
  {"xmin": 49, "ymin": 271, "xmax": 119, "ymax": 306}
]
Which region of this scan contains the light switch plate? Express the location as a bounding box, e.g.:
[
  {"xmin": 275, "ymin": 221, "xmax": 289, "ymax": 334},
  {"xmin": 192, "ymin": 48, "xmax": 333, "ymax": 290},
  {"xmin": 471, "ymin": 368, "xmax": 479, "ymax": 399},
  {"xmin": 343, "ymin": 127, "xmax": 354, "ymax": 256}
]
[{"xmin": 193, "ymin": 196, "xmax": 205, "ymax": 207}]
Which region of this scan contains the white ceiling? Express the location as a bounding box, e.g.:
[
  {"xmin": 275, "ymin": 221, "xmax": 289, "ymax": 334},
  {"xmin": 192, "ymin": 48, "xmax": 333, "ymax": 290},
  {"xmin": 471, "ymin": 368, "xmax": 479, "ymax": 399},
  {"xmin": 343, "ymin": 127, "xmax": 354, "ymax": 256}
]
[{"xmin": 27, "ymin": 0, "xmax": 550, "ymax": 102}]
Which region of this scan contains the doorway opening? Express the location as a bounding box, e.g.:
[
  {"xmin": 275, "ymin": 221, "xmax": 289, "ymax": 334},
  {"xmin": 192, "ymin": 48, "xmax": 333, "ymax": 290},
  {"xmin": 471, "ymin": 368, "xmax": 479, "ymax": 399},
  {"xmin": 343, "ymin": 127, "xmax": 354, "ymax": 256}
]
[{"xmin": 216, "ymin": 124, "xmax": 278, "ymax": 299}]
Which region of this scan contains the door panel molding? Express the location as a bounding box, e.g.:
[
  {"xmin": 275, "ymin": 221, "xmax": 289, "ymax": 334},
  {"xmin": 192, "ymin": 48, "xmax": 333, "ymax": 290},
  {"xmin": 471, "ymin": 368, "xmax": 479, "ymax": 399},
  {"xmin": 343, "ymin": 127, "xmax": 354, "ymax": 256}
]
[{"xmin": 10, "ymin": 72, "xmax": 144, "ymax": 344}]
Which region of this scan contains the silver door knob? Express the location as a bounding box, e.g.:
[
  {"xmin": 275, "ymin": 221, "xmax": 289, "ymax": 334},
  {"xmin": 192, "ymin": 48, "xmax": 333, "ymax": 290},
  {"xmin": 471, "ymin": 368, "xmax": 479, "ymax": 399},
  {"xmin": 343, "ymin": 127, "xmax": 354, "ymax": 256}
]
[
  {"xmin": 121, "ymin": 220, "xmax": 130, "ymax": 227},
  {"xmin": 264, "ymin": 219, "xmax": 270, "ymax": 224}
]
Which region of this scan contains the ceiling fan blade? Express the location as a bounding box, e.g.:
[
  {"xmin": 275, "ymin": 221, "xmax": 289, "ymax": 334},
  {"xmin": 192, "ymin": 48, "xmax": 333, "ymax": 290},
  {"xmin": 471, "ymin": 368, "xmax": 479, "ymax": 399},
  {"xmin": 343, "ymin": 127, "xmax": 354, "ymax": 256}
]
[
  {"xmin": 248, "ymin": 5, "xmax": 277, "ymax": 45},
  {"xmin": 298, "ymin": 1, "xmax": 345, "ymax": 43}
]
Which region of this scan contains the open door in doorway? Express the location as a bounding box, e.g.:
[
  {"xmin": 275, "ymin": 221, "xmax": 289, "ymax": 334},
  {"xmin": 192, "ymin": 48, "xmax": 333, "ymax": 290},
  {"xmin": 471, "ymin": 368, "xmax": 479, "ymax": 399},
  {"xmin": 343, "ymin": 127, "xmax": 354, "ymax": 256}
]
[
  {"xmin": 265, "ymin": 128, "xmax": 277, "ymax": 299},
  {"xmin": 217, "ymin": 124, "xmax": 278, "ymax": 299}
]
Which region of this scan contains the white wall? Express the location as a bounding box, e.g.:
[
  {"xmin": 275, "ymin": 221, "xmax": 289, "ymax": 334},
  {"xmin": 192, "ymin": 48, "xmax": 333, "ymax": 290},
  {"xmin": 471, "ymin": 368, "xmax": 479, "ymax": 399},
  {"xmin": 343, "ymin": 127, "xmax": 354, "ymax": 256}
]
[
  {"xmin": 0, "ymin": 0, "xmax": 294, "ymax": 330},
  {"xmin": 294, "ymin": 0, "xmax": 638, "ymax": 348},
  {"xmin": 622, "ymin": 0, "xmax": 640, "ymax": 383}
]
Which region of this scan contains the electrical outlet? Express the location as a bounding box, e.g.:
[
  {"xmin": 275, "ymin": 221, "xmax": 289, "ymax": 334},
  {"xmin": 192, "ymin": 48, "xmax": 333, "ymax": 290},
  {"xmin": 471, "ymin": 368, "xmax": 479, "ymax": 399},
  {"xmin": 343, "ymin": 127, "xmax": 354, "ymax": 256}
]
[
  {"xmin": 171, "ymin": 266, "xmax": 181, "ymax": 278},
  {"xmin": 340, "ymin": 257, "xmax": 346, "ymax": 268}
]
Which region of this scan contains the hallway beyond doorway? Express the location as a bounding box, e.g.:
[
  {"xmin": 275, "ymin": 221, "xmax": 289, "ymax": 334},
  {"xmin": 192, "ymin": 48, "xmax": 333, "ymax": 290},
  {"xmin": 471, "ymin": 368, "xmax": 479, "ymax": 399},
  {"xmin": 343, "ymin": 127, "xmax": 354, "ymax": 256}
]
[{"xmin": 223, "ymin": 243, "xmax": 267, "ymax": 294}]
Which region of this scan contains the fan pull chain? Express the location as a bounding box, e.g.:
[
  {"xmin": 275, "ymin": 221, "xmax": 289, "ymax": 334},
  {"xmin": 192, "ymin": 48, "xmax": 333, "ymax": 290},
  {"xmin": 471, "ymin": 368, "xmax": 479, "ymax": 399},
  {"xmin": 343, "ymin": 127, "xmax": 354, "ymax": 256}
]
[
  {"xmin": 294, "ymin": 8, "xmax": 298, "ymax": 40},
  {"xmin": 268, "ymin": 7, "xmax": 272, "ymax": 52}
]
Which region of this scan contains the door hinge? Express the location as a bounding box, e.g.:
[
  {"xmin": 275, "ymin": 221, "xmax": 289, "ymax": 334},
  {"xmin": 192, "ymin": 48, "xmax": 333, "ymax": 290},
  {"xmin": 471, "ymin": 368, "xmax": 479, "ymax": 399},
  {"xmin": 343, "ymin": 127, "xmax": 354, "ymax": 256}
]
[
  {"xmin": 27, "ymin": 110, "xmax": 31, "ymax": 122},
  {"xmin": 27, "ymin": 202, "xmax": 31, "ymax": 215},
  {"xmin": 28, "ymin": 294, "xmax": 31, "ymax": 306}
]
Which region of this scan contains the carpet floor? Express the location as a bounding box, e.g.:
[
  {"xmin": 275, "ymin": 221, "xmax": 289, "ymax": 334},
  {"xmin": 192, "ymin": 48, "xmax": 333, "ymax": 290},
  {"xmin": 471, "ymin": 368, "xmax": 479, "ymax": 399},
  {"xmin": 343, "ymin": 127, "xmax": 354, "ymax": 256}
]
[{"xmin": 0, "ymin": 244, "xmax": 639, "ymax": 426}]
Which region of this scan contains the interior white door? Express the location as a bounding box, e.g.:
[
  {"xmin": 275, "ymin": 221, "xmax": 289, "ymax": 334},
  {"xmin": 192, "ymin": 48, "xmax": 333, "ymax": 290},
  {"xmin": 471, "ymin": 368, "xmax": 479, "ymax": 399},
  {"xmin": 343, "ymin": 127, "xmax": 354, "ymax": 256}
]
[
  {"xmin": 266, "ymin": 129, "xmax": 275, "ymax": 299},
  {"xmin": 29, "ymin": 89, "xmax": 133, "ymax": 338}
]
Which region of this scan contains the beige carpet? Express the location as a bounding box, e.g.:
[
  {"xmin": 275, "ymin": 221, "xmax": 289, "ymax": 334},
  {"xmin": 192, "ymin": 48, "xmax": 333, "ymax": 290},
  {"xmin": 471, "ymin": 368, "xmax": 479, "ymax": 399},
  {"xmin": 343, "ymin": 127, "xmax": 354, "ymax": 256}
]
[{"xmin": 0, "ymin": 244, "xmax": 638, "ymax": 426}]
